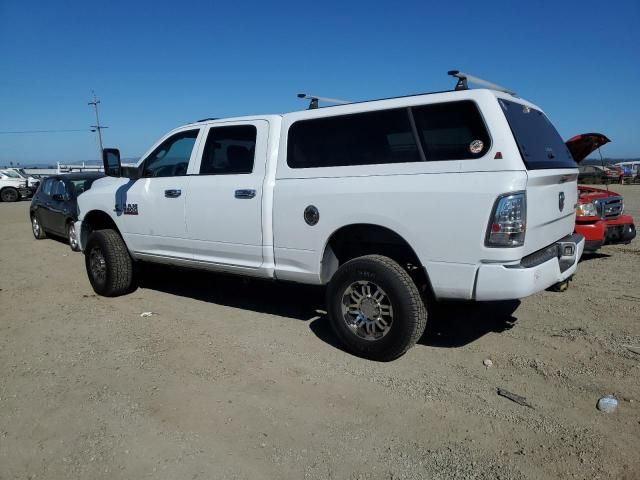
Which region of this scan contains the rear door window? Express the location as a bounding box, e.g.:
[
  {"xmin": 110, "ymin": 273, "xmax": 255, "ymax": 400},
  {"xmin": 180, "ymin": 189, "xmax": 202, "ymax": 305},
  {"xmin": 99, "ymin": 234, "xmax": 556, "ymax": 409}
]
[
  {"xmin": 411, "ymin": 101, "xmax": 491, "ymax": 160},
  {"xmin": 199, "ymin": 125, "xmax": 257, "ymax": 175},
  {"xmin": 499, "ymin": 99, "xmax": 576, "ymax": 170},
  {"xmin": 287, "ymin": 109, "xmax": 420, "ymax": 168}
]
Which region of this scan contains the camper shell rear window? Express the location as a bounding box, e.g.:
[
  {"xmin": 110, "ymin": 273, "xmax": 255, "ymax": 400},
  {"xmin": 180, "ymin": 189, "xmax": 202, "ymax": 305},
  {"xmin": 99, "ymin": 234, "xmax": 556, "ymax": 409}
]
[{"xmin": 499, "ymin": 99, "xmax": 576, "ymax": 170}]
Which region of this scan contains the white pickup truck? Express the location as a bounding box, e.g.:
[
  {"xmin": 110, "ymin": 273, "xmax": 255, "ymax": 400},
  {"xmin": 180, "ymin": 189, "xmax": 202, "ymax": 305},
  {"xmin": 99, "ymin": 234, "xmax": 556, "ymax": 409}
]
[
  {"xmin": 0, "ymin": 170, "xmax": 31, "ymax": 202},
  {"xmin": 75, "ymin": 72, "xmax": 584, "ymax": 360}
]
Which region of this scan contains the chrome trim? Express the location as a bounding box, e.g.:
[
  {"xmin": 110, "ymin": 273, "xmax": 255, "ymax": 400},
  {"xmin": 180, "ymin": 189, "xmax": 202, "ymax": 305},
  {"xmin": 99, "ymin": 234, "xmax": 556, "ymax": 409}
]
[{"xmin": 594, "ymin": 196, "xmax": 623, "ymax": 220}]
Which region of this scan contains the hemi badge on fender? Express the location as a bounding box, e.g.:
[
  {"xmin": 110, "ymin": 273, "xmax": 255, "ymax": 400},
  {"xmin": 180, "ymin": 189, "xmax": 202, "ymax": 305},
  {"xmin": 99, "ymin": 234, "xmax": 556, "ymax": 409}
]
[{"xmin": 124, "ymin": 203, "xmax": 138, "ymax": 215}]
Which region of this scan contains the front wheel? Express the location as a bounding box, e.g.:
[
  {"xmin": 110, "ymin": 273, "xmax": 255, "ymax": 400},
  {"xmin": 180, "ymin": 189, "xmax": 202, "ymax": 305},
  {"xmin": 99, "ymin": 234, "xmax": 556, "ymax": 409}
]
[
  {"xmin": 31, "ymin": 213, "xmax": 47, "ymax": 239},
  {"xmin": 84, "ymin": 229, "xmax": 135, "ymax": 296},
  {"xmin": 1, "ymin": 187, "xmax": 19, "ymax": 202},
  {"xmin": 67, "ymin": 222, "xmax": 80, "ymax": 251},
  {"xmin": 326, "ymin": 255, "xmax": 427, "ymax": 361}
]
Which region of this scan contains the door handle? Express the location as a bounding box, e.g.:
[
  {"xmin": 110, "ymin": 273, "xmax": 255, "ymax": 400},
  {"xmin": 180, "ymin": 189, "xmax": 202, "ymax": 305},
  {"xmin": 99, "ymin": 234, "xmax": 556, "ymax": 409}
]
[
  {"xmin": 234, "ymin": 189, "xmax": 256, "ymax": 199},
  {"xmin": 164, "ymin": 189, "xmax": 182, "ymax": 198}
]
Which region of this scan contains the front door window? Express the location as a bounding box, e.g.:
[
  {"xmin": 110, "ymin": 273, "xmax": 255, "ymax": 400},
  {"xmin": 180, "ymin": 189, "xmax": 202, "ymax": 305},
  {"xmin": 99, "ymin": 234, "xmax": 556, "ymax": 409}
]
[
  {"xmin": 52, "ymin": 180, "xmax": 66, "ymax": 199},
  {"xmin": 142, "ymin": 130, "xmax": 199, "ymax": 178}
]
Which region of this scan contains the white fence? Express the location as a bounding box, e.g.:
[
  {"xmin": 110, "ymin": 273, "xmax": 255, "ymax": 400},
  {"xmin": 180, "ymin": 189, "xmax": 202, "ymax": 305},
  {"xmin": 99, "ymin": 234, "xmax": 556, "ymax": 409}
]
[{"xmin": 23, "ymin": 162, "xmax": 103, "ymax": 176}]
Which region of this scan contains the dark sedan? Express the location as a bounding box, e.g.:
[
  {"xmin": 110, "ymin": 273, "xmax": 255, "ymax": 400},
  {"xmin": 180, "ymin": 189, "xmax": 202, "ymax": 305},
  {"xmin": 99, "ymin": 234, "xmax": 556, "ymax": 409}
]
[{"xmin": 30, "ymin": 172, "xmax": 105, "ymax": 250}]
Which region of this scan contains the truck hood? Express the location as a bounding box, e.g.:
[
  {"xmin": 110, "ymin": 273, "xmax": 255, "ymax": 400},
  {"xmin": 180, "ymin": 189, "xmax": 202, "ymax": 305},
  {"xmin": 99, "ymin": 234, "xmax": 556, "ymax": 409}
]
[
  {"xmin": 565, "ymin": 133, "xmax": 610, "ymax": 163},
  {"xmin": 578, "ymin": 185, "xmax": 621, "ymax": 202}
]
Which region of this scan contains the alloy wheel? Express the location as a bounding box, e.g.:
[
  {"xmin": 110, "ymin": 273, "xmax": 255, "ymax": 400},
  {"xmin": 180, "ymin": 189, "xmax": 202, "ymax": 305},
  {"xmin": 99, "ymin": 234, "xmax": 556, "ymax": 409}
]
[
  {"xmin": 340, "ymin": 280, "xmax": 394, "ymax": 341},
  {"xmin": 32, "ymin": 217, "xmax": 40, "ymax": 237},
  {"xmin": 68, "ymin": 224, "xmax": 78, "ymax": 250},
  {"xmin": 2, "ymin": 189, "xmax": 18, "ymax": 202},
  {"xmin": 89, "ymin": 246, "xmax": 107, "ymax": 283}
]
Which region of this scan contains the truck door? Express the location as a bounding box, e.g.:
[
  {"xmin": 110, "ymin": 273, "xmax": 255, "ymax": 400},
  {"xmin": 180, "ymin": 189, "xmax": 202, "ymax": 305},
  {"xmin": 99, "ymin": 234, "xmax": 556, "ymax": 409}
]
[
  {"xmin": 185, "ymin": 121, "xmax": 268, "ymax": 269},
  {"xmin": 116, "ymin": 128, "xmax": 203, "ymax": 258}
]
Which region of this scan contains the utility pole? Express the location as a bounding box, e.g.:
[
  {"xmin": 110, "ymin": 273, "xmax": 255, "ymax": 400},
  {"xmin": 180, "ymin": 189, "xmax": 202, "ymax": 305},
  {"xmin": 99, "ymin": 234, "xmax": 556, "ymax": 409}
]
[{"xmin": 88, "ymin": 91, "xmax": 108, "ymax": 155}]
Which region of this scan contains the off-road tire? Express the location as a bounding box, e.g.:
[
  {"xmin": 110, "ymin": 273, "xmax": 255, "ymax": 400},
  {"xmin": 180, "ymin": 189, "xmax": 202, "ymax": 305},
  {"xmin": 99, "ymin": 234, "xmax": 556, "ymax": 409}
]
[
  {"xmin": 85, "ymin": 229, "xmax": 135, "ymax": 296},
  {"xmin": 326, "ymin": 254, "xmax": 427, "ymax": 361},
  {"xmin": 31, "ymin": 213, "xmax": 47, "ymax": 239},
  {"xmin": 1, "ymin": 187, "xmax": 19, "ymax": 202}
]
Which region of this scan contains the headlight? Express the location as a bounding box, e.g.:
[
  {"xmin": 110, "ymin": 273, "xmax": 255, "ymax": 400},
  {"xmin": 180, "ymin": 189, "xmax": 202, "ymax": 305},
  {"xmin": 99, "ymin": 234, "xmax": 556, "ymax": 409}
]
[{"xmin": 576, "ymin": 202, "xmax": 597, "ymax": 217}]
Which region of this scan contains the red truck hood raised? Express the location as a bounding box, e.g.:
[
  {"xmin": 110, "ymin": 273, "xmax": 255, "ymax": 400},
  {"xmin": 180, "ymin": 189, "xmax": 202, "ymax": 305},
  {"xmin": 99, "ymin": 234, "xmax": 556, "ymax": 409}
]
[
  {"xmin": 566, "ymin": 133, "xmax": 620, "ymax": 204},
  {"xmin": 565, "ymin": 133, "xmax": 610, "ymax": 163},
  {"xmin": 578, "ymin": 184, "xmax": 621, "ymax": 202}
]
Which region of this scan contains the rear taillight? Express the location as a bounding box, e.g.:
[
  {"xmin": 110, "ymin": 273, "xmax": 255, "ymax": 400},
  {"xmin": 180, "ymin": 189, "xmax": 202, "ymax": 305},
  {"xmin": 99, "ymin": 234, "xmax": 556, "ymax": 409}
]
[{"xmin": 485, "ymin": 192, "xmax": 526, "ymax": 247}]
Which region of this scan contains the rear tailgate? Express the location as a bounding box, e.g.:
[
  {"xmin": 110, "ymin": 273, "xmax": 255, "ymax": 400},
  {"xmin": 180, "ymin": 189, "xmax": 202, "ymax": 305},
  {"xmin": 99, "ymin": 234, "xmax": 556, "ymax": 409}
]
[
  {"xmin": 525, "ymin": 170, "xmax": 578, "ymax": 255},
  {"xmin": 498, "ymin": 98, "xmax": 580, "ymax": 255}
]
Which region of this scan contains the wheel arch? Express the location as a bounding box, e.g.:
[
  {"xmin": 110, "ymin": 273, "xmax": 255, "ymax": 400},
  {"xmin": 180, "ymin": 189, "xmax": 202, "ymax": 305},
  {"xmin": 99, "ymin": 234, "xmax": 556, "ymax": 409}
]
[
  {"xmin": 320, "ymin": 223, "xmax": 430, "ymax": 291},
  {"xmin": 80, "ymin": 209, "xmax": 122, "ymax": 250}
]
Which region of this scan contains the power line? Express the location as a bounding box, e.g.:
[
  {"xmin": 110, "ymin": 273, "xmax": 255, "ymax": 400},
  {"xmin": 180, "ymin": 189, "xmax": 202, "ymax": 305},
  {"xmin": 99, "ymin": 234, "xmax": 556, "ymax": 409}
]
[{"xmin": 0, "ymin": 129, "xmax": 90, "ymax": 134}]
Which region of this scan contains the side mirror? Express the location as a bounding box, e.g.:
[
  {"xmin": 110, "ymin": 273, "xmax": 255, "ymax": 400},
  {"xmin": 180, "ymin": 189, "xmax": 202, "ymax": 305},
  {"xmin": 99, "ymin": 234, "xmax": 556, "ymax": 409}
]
[{"xmin": 103, "ymin": 148, "xmax": 122, "ymax": 177}]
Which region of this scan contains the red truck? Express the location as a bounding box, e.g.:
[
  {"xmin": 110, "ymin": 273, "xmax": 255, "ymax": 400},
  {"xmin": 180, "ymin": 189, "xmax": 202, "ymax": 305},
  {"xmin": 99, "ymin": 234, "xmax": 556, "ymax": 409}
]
[{"xmin": 566, "ymin": 133, "xmax": 636, "ymax": 252}]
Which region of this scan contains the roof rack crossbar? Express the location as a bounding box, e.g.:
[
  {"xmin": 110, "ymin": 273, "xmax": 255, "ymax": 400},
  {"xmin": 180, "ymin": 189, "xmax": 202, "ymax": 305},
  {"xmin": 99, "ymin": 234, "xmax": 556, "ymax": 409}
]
[
  {"xmin": 297, "ymin": 93, "xmax": 352, "ymax": 110},
  {"xmin": 447, "ymin": 70, "xmax": 516, "ymax": 96}
]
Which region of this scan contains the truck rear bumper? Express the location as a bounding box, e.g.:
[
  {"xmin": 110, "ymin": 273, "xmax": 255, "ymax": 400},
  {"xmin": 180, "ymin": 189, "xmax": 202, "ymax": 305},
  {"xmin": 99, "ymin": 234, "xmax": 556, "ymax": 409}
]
[{"xmin": 474, "ymin": 234, "xmax": 584, "ymax": 301}]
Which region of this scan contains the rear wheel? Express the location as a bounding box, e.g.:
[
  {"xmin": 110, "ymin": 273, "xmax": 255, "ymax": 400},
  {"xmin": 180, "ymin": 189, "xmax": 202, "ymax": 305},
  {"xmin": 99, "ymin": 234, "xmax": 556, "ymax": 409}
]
[
  {"xmin": 85, "ymin": 229, "xmax": 135, "ymax": 296},
  {"xmin": 67, "ymin": 222, "xmax": 80, "ymax": 251},
  {"xmin": 1, "ymin": 187, "xmax": 19, "ymax": 202},
  {"xmin": 31, "ymin": 214, "xmax": 47, "ymax": 239},
  {"xmin": 326, "ymin": 255, "xmax": 427, "ymax": 361}
]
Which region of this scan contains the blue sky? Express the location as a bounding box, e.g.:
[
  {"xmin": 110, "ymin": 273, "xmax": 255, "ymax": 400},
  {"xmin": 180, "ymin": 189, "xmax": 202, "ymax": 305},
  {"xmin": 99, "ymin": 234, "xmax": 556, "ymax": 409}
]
[{"xmin": 1, "ymin": 0, "xmax": 639, "ymax": 165}]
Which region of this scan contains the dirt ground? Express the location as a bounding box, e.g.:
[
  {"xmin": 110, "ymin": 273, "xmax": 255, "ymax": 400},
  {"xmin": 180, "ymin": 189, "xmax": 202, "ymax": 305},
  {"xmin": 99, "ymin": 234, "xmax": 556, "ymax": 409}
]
[{"xmin": 1, "ymin": 186, "xmax": 639, "ymax": 480}]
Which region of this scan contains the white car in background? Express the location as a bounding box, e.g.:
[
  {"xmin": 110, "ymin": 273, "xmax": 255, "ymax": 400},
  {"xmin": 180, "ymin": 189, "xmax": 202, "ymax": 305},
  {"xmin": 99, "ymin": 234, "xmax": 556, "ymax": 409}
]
[
  {"xmin": 5, "ymin": 167, "xmax": 41, "ymax": 189},
  {"xmin": 0, "ymin": 170, "xmax": 31, "ymax": 202}
]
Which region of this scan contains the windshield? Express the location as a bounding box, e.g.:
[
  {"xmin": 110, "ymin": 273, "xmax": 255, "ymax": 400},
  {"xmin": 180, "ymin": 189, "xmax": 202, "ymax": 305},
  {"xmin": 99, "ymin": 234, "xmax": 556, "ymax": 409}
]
[
  {"xmin": 1, "ymin": 170, "xmax": 21, "ymax": 178},
  {"xmin": 499, "ymin": 99, "xmax": 576, "ymax": 170}
]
